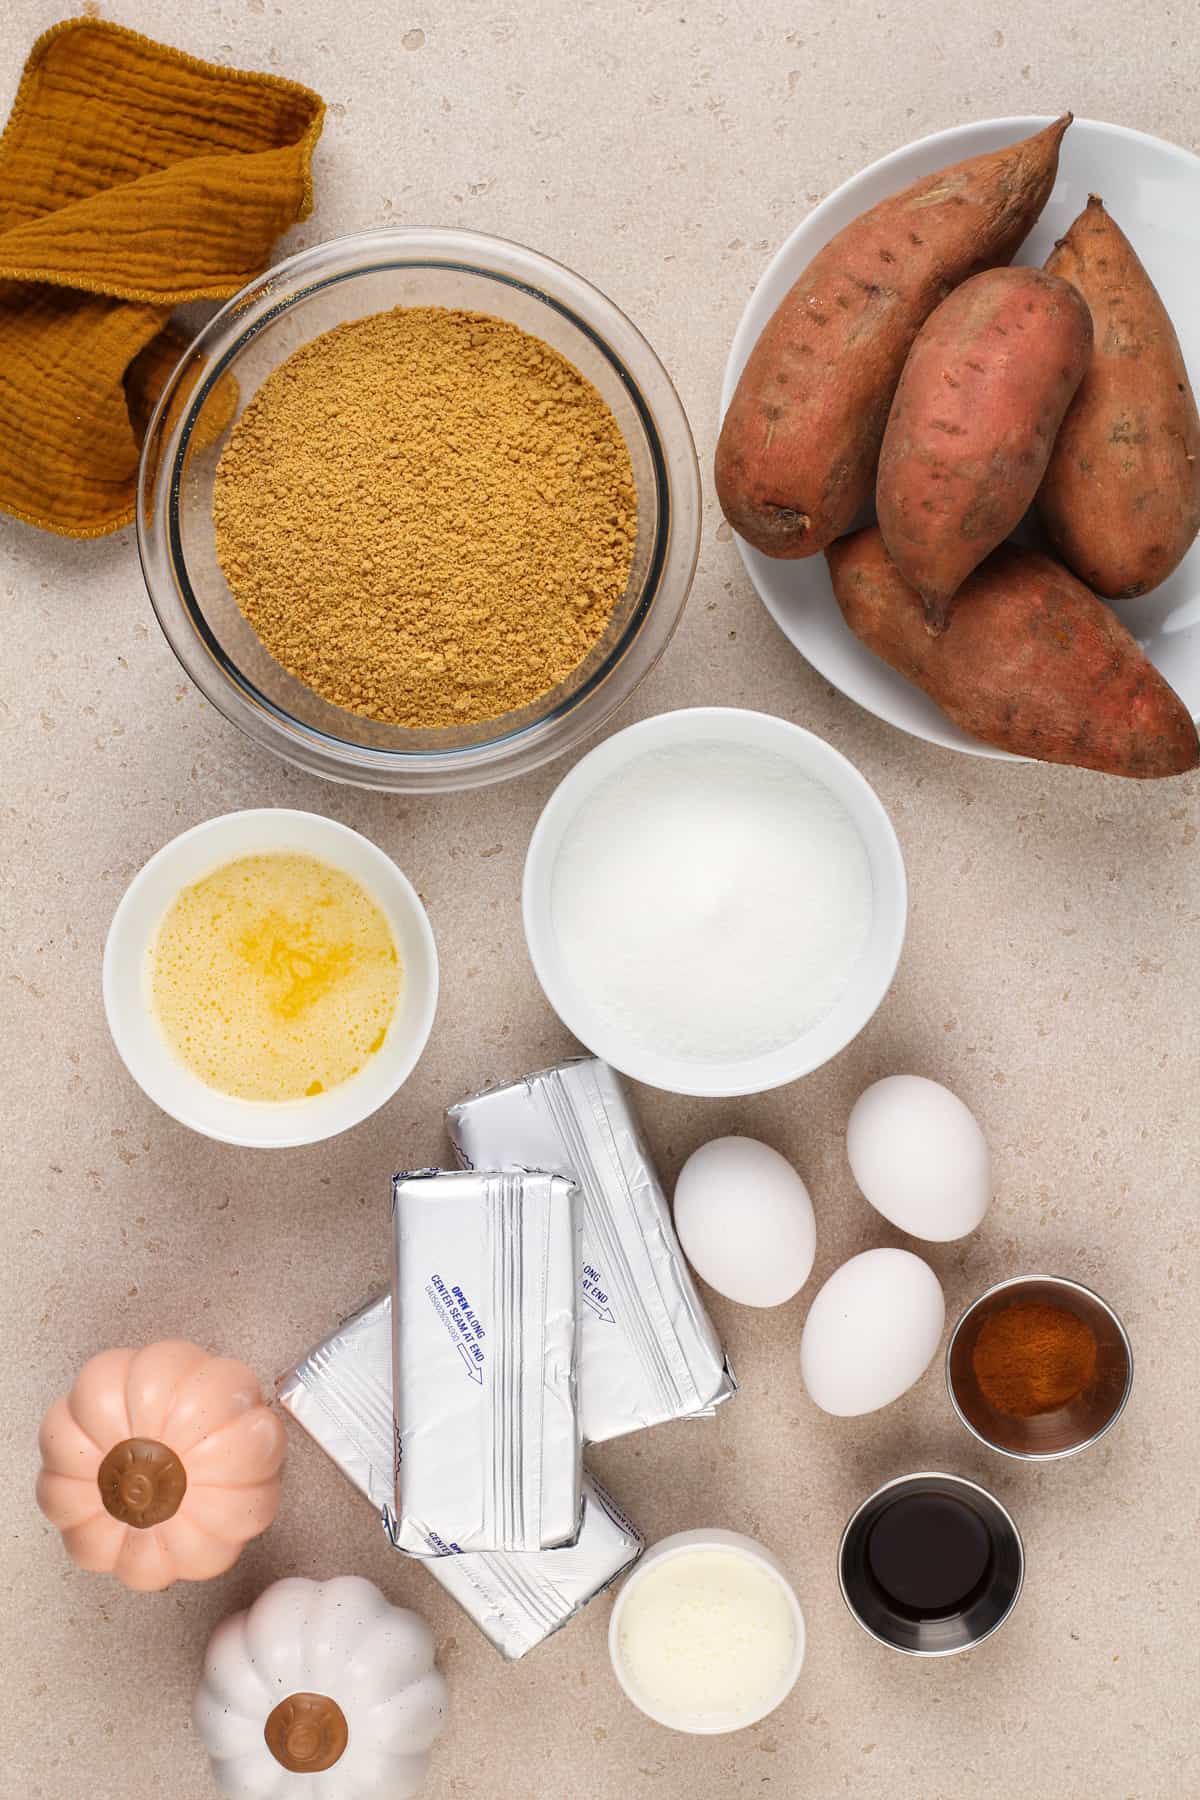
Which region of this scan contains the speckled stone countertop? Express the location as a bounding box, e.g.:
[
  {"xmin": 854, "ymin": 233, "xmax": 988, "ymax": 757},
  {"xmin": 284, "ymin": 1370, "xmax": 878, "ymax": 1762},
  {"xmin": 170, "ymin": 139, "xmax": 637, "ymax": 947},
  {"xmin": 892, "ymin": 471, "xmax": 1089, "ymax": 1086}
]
[{"xmin": 2, "ymin": 3, "xmax": 1198, "ymax": 1796}]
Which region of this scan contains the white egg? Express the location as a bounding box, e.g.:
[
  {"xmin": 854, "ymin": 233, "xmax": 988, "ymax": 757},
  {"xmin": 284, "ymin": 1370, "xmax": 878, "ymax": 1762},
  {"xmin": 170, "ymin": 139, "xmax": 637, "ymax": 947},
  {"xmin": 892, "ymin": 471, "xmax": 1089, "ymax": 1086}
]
[
  {"xmin": 847, "ymin": 1074, "xmax": 990, "ymax": 1242},
  {"xmin": 799, "ymin": 1248, "xmax": 945, "ymax": 1416},
  {"xmin": 674, "ymin": 1136, "xmax": 816, "ymax": 1307}
]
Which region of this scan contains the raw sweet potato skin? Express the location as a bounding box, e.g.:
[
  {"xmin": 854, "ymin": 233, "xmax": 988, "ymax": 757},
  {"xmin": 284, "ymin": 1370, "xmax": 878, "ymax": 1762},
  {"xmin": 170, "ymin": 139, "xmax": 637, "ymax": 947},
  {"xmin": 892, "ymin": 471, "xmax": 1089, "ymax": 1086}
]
[
  {"xmin": 1038, "ymin": 194, "xmax": 1200, "ymax": 598},
  {"xmin": 715, "ymin": 115, "xmax": 1071, "ymax": 560},
  {"xmin": 875, "ymin": 267, "xmax": 1093, "ymax": 631},
  {"xmin": 825, "ymin": 527, "xmax": 1199, "ymax": 777}
]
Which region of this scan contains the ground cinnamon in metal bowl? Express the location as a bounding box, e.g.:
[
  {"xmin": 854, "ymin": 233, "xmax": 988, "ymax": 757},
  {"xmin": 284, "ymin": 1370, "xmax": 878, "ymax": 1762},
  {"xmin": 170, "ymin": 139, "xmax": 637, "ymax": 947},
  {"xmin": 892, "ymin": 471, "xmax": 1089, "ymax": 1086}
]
[
  {"xmin": 971, "ymin": 1300, "xmax": 1099, "ymax": 1418},
  {"xmin": 212, "ymin": 307, "xmax": 637, "ymax": 729}
]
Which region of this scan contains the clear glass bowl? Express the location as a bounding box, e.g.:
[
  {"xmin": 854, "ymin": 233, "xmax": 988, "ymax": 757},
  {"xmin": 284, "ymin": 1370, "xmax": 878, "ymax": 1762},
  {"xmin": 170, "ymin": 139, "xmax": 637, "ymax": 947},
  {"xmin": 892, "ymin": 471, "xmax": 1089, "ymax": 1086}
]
[{"xmin": 137, "ymin": 228, "xmax": 701, "ymax": 792}]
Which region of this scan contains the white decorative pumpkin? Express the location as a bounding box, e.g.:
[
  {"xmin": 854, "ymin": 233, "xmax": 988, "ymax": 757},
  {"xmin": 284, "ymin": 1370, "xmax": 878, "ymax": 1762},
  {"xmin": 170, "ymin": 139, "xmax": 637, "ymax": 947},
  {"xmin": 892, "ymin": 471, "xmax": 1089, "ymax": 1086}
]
[{"xmin": 193, "ymin": 1575, "xmax": 449, "ymax": 1798}]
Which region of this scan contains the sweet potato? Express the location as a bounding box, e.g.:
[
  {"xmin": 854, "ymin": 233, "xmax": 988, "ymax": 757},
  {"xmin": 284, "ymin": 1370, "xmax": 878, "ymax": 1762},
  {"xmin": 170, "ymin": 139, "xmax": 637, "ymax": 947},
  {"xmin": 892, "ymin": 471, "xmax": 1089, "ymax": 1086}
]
[
  {"xmin": 825, "ymin": 526, "xmax": 1199, "ymax": 777},
  {"xmin": 1038, "ymin": 194, "xmax": 1200, "ymax": 597},
  {"xmin": 876, "ymin": 267, "xmax": 1092, "ymax": 631},
  {"xmin": 715, "ymin": 115, "xmax": 1071, "ymax": 560}
]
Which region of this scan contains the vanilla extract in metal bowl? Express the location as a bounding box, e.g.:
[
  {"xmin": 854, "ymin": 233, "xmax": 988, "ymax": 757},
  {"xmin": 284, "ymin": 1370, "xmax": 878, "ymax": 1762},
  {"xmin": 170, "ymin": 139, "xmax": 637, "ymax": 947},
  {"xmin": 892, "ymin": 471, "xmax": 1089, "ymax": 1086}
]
[{"xmin": 838, "ymin": 1472, "xmax": 1024, "ymax": 1656}]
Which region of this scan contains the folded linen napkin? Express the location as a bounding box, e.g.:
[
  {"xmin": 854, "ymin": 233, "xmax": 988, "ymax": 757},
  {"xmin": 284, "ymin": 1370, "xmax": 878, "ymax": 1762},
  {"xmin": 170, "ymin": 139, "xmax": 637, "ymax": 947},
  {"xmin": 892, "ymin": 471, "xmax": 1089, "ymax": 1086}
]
[{"xmin": 0, "ymin": 16, "xmax": 324, "ymax": 537}]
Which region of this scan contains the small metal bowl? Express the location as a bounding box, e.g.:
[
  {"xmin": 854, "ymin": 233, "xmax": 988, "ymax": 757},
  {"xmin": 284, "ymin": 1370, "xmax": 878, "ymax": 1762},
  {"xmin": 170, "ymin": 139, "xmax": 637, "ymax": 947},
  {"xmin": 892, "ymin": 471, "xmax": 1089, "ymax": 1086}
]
[
  {"xmin": 946, "ymin": 1274, "xmax": 1133, "ymax": 1461},
  {"xmin": 838, "ymin": 1471, "xmax": 1024, "ymax": 1657}
]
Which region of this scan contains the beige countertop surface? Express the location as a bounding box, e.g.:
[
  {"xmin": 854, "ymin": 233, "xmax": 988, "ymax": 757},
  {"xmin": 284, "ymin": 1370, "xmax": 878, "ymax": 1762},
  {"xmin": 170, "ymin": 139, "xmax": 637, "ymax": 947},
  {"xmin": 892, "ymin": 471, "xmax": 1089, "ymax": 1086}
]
[{"xmin": 3, "ymin": 2, "xmax": 1198, "ymax": 1795}]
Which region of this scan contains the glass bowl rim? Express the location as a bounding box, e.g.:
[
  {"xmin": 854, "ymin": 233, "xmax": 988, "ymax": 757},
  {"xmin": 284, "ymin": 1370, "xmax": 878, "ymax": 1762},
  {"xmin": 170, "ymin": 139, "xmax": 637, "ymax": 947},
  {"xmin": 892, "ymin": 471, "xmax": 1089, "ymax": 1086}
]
[{"xmin": 136, "ymin": 225, "xmax": 700, "ymax": 786}]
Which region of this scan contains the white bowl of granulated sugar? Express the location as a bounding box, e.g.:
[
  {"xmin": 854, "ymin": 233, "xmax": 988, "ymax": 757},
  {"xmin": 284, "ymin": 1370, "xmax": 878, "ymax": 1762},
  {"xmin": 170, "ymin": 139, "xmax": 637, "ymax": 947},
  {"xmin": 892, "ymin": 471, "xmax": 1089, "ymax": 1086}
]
[{"xmin": 523, "ymin": 708, "xmax": 907, "ymax": 1097}]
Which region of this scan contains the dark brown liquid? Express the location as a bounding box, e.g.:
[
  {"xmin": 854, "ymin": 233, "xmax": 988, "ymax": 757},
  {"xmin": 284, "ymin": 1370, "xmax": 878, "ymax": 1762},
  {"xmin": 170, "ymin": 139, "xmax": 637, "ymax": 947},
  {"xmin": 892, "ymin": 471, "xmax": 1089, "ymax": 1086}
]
[{"xmin": 865, "ymin": 1493, "xmax": 993, "ymax": 1619}]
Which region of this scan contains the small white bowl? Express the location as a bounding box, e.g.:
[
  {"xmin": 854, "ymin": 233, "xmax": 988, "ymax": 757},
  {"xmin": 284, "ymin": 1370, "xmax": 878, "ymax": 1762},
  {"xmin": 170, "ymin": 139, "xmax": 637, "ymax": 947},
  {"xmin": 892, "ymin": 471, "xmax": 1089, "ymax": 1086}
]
[
  {"xmin": 608, "ymin": 1528, "xmax": 806, "ymax": 1734},
  {"xmin": 103, "ymin": 809, "xmax": 439, "ymax": 1148},
  {"xmin": 522, "ymin": 708, "xmax": 906, "ymax": 1096}
]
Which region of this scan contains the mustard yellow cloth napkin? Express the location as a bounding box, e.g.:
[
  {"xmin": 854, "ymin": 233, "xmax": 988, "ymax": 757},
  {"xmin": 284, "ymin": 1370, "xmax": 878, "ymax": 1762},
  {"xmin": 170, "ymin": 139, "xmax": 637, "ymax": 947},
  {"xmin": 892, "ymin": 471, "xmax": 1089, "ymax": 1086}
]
[{"xmin": 0, "ymin": 17, "xmax": 324, "ymax": 537}]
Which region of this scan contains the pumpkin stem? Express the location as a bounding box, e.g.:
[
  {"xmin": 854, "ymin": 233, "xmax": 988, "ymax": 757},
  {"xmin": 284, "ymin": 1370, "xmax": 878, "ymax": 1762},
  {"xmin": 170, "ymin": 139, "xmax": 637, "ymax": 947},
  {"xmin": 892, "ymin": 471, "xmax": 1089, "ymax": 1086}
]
[
  {"xmin": 97, "ymin": 1438, "xmax": 187, "ymax": 1527},
  {"xmin": 264, "ymin": 1693, "xmax": 349, "ymax": 1772}
]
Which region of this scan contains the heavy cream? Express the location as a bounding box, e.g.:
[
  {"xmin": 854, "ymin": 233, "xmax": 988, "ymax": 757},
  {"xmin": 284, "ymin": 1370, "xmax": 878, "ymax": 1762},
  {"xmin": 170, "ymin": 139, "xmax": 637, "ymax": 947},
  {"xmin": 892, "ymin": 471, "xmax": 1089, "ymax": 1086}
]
[{"xmin": 615, "ymin": 1545, "xmax": 800, "ymax": 1730}]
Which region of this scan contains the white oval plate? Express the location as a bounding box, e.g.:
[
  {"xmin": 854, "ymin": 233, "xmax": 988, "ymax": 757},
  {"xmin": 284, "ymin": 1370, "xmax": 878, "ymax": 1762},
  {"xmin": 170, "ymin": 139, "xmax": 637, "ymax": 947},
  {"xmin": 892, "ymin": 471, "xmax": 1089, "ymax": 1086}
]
[{"xmin": 720, "ymin": 115, "xmax": 1200, "ymax": 760}]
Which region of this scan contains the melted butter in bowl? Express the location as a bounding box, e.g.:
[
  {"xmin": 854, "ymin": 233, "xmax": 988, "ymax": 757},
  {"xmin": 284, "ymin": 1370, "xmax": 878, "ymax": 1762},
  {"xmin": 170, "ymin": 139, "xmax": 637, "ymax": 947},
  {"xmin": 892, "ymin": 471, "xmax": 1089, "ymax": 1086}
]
[
  {"xmin": 104, "ymin": 809, "xmax": 438, "ymax": 1148},
  {"xmin": 149, "ymin": 852, "xmax": 403, "ymax": 1103}
]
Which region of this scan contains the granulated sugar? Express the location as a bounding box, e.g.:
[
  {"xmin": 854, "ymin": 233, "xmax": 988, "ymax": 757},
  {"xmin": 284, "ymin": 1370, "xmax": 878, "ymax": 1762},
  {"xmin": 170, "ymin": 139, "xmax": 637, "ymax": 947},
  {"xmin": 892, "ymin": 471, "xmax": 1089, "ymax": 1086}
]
[{"xmin": 550, "ymin": 743, "xmax": 873, "ymax": 1063}]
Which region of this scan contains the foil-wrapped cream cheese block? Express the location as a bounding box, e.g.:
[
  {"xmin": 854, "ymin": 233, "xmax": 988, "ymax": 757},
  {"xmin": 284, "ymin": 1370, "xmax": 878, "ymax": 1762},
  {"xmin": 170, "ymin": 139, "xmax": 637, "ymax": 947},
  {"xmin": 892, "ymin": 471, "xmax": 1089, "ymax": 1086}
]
[
  {"xmin": 390, "ymin": 1167, "xmax": 583, "ymax": 1555},
  {"xmin": 277, "ymin": 1295, "xmax": 642, "ymax": 1660},
  {"xmin": 447, "ymin": 1058, "xmax": 736, "ymax": 1443}
]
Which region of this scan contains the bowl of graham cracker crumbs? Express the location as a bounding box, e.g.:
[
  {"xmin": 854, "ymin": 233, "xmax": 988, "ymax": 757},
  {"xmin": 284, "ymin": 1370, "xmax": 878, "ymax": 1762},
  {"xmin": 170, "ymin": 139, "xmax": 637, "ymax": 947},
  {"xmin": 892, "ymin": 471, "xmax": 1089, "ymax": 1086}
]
[{"xmin": 137, "ymin": 228, "xmax": 701, "ymax": 792}]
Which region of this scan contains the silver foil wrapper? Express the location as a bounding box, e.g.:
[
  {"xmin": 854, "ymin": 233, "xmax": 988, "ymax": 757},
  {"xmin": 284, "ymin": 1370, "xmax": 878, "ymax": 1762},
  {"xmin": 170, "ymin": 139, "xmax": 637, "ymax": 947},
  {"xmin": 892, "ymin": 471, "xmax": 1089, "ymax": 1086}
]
[
  {"xmin": 446, "ymin": 1058, "xmax": 736, "ymax": 1444},
  {"xmin": 277, "ymin": 1294, "xmax": 642, "ymax": 1660},
  {"xmin": 389, "ymin": 1167, "xmax": 582, "ymax": 1555}
]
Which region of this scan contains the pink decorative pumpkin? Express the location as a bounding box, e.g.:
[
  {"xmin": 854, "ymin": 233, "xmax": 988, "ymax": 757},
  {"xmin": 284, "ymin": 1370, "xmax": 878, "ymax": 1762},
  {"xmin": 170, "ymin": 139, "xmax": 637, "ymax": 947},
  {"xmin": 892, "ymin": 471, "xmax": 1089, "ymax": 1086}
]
[{"xmin": 36, "ymin": 1340, "xmax": 286, "ymax": 1591}]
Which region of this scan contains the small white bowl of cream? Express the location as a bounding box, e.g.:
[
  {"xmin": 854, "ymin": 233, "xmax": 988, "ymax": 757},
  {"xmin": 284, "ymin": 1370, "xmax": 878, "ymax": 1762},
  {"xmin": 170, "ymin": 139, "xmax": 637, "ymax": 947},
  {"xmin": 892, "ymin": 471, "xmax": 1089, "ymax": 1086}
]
[
  {"xmin": 608, "ymin": 1529, "xmax": 805, "ymax": 1734},
  {"xmin": 523, "ymin": 708, "xmax": 906, "ymax": 1096},
  {"xmin": 103, "ymin": 809, "xmax": 438, "ymax": 1147}
]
